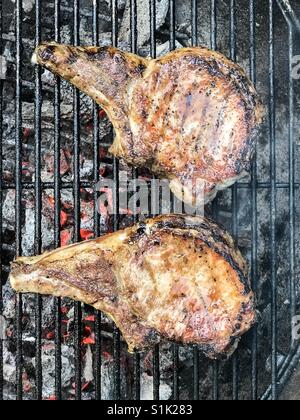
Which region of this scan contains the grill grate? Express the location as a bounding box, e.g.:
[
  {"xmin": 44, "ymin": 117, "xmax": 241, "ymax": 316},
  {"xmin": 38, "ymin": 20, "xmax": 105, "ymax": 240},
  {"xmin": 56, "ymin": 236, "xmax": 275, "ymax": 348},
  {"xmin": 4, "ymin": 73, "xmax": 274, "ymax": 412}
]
[{"xmin": 0, "ymin": 0, "xmax": 300, "ymax": 400}]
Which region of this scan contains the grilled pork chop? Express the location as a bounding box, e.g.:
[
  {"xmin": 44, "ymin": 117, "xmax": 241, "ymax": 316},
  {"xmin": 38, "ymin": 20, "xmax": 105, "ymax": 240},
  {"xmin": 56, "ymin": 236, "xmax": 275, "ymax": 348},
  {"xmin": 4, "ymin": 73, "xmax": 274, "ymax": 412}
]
[
  {"xmin": 32, "ymin": 43, "xmax": 264, "ymax": 206},
  {"xmin": 10, "ymin": 215, "xmax": 255, "ymax": 359}
]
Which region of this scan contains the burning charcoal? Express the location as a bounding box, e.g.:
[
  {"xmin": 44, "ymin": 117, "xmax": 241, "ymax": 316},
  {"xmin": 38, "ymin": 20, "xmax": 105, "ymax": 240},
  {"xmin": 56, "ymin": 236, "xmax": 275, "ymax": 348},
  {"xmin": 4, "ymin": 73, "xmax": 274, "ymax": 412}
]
[{"xmin": 119, "ymin": 0, "xmax": 169, "ymax": 47}]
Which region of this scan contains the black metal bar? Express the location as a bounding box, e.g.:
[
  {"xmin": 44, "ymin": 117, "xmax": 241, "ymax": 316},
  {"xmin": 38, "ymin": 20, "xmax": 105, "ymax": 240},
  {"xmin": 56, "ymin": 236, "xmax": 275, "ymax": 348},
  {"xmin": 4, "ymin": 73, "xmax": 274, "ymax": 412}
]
[
  {"xmin": 149, "ymin": 0, "xmax": 160, "ymax": 401},
  {"xmin": 168, "ymin": 0, "xmax": 180, "ymax": 401},
  {"xmin": 249, "ymin": 0, "xmax": 258, "ymax": 401},
  {"xmin": 213, "ymin": 361, "xmax": 219, "ymax": 400},
  {"xmin": 153, "ymin": 344, "xmax": 160, "ymax": 400},
  {"xmin": 229, "ymin": 0, "xmax": 238, "ymax": 401},
  {"xmin": 230, "ymin": 0, "xmax": 236, "ymax": 61},
  {"xmin": 193, "ymin": 347, "xmax": 199, "ymax": 400},
  {"xmin": 129, "ymin": 0, "xmax": 141, "ymax": 400},
  {"xmin": 169, "ymin": 0, "xmax": 176, "ymax": 51},
  {"xmin": 73, "ymin": 0, "xmax": 82, "ymax": 401},
  {"xmin": 288, "ymin": 28, "xmax": 296, "ymax": 332},
  {"xmin": 210, "ymin": 0, "xmax": 219, "ymax": 400},
  {"xmin": 34, "ymin": 0, "xmax": 43, "ymax": 400},
  {"xmin": 54, "ymin": 0, "xmax": 62, "ymax": 401},
  {"xmin": 172, "ymin": 345, "xmax": 179, "ymax": 400},
  {"xmin": 211, "ymin": 0, "xmax": 217, "ymax": 50},
  {"xmin": 191, "ymin": 0, "xmax": 199, "ymax": 400},
  {"xmin": 269, "ymin": 0, "xmax": 278, "ymax": 401},
  {"xmin": 191, "ymin": 0, "xmax": 198, "ymax": 46},
  {"xmin": 130, "ymin": 0, "xmax": 137, "ymax": 55},
  {"xmin": 111, "ymin": 0, "xmax": 121, "ymax": 401},
  {"xmin": 150, "ymin": 0, "xmax": 156, "ymax": 58},
  {"xmin": 0, "ymin": 0, "xmax": 3, "ymax": 401},
  {"xmin": 92, "ymin": 0, "xmax": 102, "ymax": 401},
  {"xmin": 111, "ymin": 0, "xmax": 118, "ymax": 48},
  {"xmin": 15, "ymin": 0, "xmax": 23, "ymax": 401}
]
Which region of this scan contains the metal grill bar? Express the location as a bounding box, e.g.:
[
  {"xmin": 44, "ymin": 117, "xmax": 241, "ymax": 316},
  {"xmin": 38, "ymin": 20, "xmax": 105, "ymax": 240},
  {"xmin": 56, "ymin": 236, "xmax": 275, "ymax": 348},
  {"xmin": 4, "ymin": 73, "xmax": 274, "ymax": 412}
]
[
  {"xmin": 73, "ymin": 0, "xmax": 82, "ymax": 401},
  {"xmin": 15, "ymin": 0, "xmax": 23, "ymax": 401},
  {"xmin": 0, "ymin": 0, "xmax": 3, "ymax": 402},
  {"xmin": 0, "ymin": 0, "xmax": 4, "ymax": 401},
  {"xmin": 112, "ymin": 0, "xmax": 121, "ymax": 401},
  {"xmin": 191, "ymin": 0, "xmax": 199, "ymax": 401},
  {"xmin": 153, "ymin": 345, "xmax": 160, "ymax": 400},
  {"xmin": 129, "ymin": 0, "xmax": 141, "ymax": 400},
  {"xmin": 148, "ymin": 0, "xmax": 160, "ymax": 401},
  {"xmin": 168, "ymin": 0, "xmax": 179, "ymax": 402},
  {"xmin": 210, "ymin": 0, "xmax": 219, "ymax": 401},
  {"xmin": 210, "ymin": 0, "xmax": 217, "ymax": 50},
  {"xmin": 249, "ymin": 0, "xmax": 258, "ymax": 401},
  {"xmin": 192, "ymin": 10, "xmax": 199, "ymax": 403},
  {"xmin": 54, "ymin": 0, "xmax": 62, "ymax": 401},
  {"xmin": 191, "ymin": 0, "xmax": 198, "ymax": 46},
  {"xmin": 34, "ymin": 0, "xmax": 43, "ymax": 401},
  {"xmin": 150, "ymin": 0, "xmax": 156, "ymax": 58},
  {"xmin": 229, "ymin": 0, "xmax": 239, "ymax": 401},
  {"xmin": 169, "ymin": 0, "xmax": 176, "ymax": 51},
  {"xmin": 92, "ymin": 0, "xmax": 102, "ymax": 402},
  {"xmin": 288, "ymin": 27, "xmax": 296, "ymax": 332},
  {"xmin": 268, "ymin": 0, "xmax": 278, "ymax": 401}
]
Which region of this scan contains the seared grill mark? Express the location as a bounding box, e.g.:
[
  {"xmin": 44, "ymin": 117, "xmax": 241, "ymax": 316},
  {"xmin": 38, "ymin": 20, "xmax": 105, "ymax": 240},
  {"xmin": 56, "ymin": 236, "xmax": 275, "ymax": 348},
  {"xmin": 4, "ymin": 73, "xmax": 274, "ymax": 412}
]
[{"xmin": 66, "ymin": 46, "xmax": 78, "ymax": 64}]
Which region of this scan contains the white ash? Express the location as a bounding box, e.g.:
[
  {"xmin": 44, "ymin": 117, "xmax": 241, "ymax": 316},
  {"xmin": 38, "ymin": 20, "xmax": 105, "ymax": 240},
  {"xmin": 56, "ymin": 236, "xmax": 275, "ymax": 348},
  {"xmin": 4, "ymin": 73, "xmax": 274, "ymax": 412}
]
[
  {"xmin": 41, "ymin": 345, "xmax": 75, "ymax": 398},
  {"xmin": 0, "ymin": 55, "xmax": 7, "ymax": 79},
  {"xmin": 140, "ymin": 373, "xmax": 172, "ymax": 401},
  {"xmin": 3, "ymin": 346, "xmax": 17, "ymax": 385},
  {"xmin": 156, "ymin": 40, "xmax": 183, "ymax": 57},
  {"xmin": 2, "ymin": 190, "xmax": 16, "ymax": 231},
  {"xmin": 119, "ymin": 0, "xmax": 169, "ymax": 47},
  {"xmin": 83, "ymin": 346, "xmax": 95, "ymax": 383},
  {"xmin": 9, "ymin": 0, "xmax": 35, "ymax": 14},
  {"xmin": 100, "ymin": 360, "xmax": 114, "ymax": 400}
]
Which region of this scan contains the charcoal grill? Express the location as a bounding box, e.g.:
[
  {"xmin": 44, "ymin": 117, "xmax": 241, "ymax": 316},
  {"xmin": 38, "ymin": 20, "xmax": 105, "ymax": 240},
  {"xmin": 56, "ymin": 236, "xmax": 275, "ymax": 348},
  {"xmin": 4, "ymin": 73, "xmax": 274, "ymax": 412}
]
[{"xmin": 0, "ymin": 0, "xmax": 300, "ymax": 400}]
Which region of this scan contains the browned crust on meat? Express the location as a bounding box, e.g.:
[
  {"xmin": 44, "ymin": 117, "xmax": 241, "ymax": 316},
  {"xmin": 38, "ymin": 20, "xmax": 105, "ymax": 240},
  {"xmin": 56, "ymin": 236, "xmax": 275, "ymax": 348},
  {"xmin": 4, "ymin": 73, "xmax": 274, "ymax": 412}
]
[
  {"xmin": 10, "ymin": 215, "xmax": 256, "ymax": 359},
  {"xmin": 33, "ymin": 43, "xmax": 264, "ymax": 206}
]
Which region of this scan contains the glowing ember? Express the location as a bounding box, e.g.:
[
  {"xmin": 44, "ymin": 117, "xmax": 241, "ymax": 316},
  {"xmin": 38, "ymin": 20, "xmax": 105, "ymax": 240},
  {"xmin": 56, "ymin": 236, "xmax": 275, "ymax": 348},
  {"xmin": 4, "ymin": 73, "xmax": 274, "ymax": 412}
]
[
  {"xmin": 60, "ymin": 230, "xmax": 72, "ymax": 247},
  {"xmin": 80, "ymin": 229, "xmax": 94, "ymax": 241}
]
